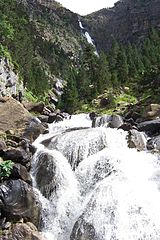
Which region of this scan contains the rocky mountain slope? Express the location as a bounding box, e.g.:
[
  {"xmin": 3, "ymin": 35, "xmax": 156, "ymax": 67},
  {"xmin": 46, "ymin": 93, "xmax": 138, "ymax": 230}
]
[
  {"xmin": 0, "ymin": 0, "xmax": 88, "ymax": 102},
  {"xmin": 83, "ymin": 0, "xmax": 160, "ymax": 52}
]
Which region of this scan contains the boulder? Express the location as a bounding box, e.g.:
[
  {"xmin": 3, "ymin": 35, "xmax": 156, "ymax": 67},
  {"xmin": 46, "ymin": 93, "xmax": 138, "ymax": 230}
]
[
  {"xmin": 10, "ymin": 163, "xmax": 32, "ymax": 184},
  {"xmin": 47, "ymin": 113, "xmax": 64, "ymax": 124},
  {"xmin": 147, "ymin": 135, "xmax": 160, "ymax": 152},
  {"xmin": 23, "ymin": 102, "xmax": 45, "ymax": 114},
  {"xmin": 70, "ymin": 218, "xmax": 96, "ymax": 240},
  {"xmin": 34, "ymin": 151, "xmax": 56, "ymax": 199},
  {"xmin": 0, "ymin": 179, "xmax": 41, "ymax": 227},
  {"xmin": 118, "ymin": 123, "xmax": 133, "ymax": 131},
  {"xmin": 0, "ymin": 97, "xmax": 31, "ymax": 132},
  {"xmin": 3, "ymin": 148, "xmax": 32, "ymax": 169},
  {"xmin": 137, "ymin": 119, "xmax": 160, "ymax": 136},
  {"xmin": 47, "ymin": 113, "xmax": 57, "ymax": 124},
  {"xmin": 127, "ymin": 129, "xmax": 146, "ymax": 151},
  {"xmin": 108, "ymin": 115, "xmax": 124, "ymax": 128},
  {"xmin": 47, "ymin": 128, "xmax": 107, "ymax": 169},
  {"xmin": 1, "ymin": 222, "xmax": 45, "ymax": 240},
  {"xmin": 38, "ymin": 115, "xmax": 49, "ymax": 123},
  {"xmin": 23, "ymin": 118, "xmax": 47, "ymax": 142},
  {"xmin": 95, "ymin": 115, "xmax": 110, "ymax": 127}
]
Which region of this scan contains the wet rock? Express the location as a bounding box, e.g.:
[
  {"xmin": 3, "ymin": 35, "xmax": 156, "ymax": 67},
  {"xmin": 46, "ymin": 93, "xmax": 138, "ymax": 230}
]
[
  {"xmin": 1, "ymin": 223, "xmax": 45, "ymax": 240},
  {"xmin": 47, "ymin": 128, "xmax": 107, "ymax": 169},
  {"xmin": 38, "ymin": 115, "xmax": 49, "ymax": 123},
  {"xmin": 108, "ymin": 115, "xmax": 124, "ymax": 128},
  {"xmin": 127, "ymin": 129, "xmax": 146, "ymax": 151},
  {"xmin": 95, "ymin": 115, "xmax": 110, "ymax": 127},
  {"xmin": 147, "ymin": 135, "xmax": 160, "ymax": 152},
  {"xmin": 118, "ymin": 123, "xmax": 133, "ymax": 131},
  {"xmin": 48, "ymin": 113, "xmax": 64, "ymax": 124},
  {"xmin": 23, "ymin": 102, "xmax": 45, "ymax": 114},
  {"xmin": 0, "ymin": 179, "xmax": 41, "ymax": 227},
  {"xmin": 137, "ymin": 119, "xmax": 160, "ymax": 136},
  {"xmin": 34, "ymin": 151, "xmax": 56, "ymax": 199},
  {"xmin": 125, "ymin": 109, "xmax": 141, "ymax": 122},
  {"xmin": 47, "ymin": 113, "xmax": 57, "ymax": 123},
  {"xmin": 10, "ymin": 163, "xmax": 32, "ymax": 184},
  {"xmin": 70, "ymin": 218, "xmax": 97, "ymax": 240},
  {"xmin": 23, "ymin": 118, "xmax": 47, "ymax": 142}
]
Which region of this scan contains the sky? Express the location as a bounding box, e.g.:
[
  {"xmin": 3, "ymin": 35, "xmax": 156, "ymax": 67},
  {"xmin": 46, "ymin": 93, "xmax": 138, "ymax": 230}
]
[{"xmin": 57, "ymin": 0, "xmax": 118, "ymax": 15}]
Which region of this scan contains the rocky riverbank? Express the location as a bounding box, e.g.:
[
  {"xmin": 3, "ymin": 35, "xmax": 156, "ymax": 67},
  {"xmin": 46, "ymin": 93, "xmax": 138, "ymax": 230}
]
[
  {"xmin": 0, "ymin": 95, "xmax": 72, "ymax": 240},
  {"xmin": 0, "ymin": 96, "xmax": 160, "ymax": 239}
]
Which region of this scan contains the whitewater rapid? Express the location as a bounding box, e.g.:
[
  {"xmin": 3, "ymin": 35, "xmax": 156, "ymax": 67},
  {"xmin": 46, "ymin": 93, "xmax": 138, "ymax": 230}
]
[{"xmin": 31, "ymin": 114, "xmax": 160, "ymax": 240}]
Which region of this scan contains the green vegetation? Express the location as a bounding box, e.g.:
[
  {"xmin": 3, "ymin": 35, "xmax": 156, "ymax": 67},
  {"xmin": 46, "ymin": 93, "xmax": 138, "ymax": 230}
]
[
  {"xmin": 60, "ymin": 28, "xmax": 160, "ymax": 113},
  {"xmin": 0, "ymin": 160, "xmax": 13, "ymax": 181},
  {"xmin": 0, "ymin": 0, "xmax": 83, "ymax": 102},
  {"xmin": 0, "ymin": 0, "xmax": 159, "ymax": 113}
]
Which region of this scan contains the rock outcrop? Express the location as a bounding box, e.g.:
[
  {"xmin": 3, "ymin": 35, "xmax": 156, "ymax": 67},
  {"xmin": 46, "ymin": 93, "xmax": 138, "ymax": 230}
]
[
  {"xmin": 0, "ymin": 58, "xmax": 23, "ymax": 98},
  {"xmin": 0, "ymin": 97, "xmax": 31, "ymax": 132}
]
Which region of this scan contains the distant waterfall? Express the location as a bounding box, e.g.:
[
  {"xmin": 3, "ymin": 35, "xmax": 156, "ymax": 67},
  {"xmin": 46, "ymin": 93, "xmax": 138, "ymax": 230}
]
[
  {"xmin": 31, "ymin": 114, "xmax": 160, "ymax": 240},
  {"xmin": 78, "ymin": 20, "xmax": 98, "ymax": 56}
]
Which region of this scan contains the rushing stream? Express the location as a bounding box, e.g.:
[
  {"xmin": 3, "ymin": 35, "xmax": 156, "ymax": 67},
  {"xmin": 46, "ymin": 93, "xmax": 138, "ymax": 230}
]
[{"xmin": 31, "ymin": 114, "xmax": 160, "ymax": 240}]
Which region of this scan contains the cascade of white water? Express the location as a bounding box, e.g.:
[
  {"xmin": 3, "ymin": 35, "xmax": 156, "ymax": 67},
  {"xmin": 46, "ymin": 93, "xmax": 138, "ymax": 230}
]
[
  {"xmin": 31, "ymin": 114, "xmax": 160, "ymax": 240},
  {"xmin": 78, "ymin": 20, "xmax": 98, "ymax": 56}
]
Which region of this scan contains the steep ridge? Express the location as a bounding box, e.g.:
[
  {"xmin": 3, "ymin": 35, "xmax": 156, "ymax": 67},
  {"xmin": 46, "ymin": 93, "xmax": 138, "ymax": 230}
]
[
  {"xmin": 0, "ymin": 0, "xmax": 88, "ymax": 99},
  {"xmin": 83, "ymin": 0, "xmax": 160, "ymax": 52}
]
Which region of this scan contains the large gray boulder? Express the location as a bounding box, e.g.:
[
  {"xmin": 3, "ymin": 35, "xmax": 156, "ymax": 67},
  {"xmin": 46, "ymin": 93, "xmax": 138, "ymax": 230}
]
[
  {"xmin": 147, "ymin": 135, "xmax": 160, "ymax": 152},
  {"xmin": 127, "ymin": 129, "xmax": 146, "ymax": 151},
  {"xmin": 108, "ymin": 115, "xmax": 124, "ymax": 128},
  {"xmin": 137, "ymin": 119, "xmax": 160, "ymax": 136},
  {"xmin": 34, "ymin": 151, "xmax": 56, "ymax": 199},
  {"xmin": 0, "ymin": 179, "xmax": 41, "ymax": 227},
  {"xmin": 46, "ymin": 128, "xmax": 108, "ymax": 169}
]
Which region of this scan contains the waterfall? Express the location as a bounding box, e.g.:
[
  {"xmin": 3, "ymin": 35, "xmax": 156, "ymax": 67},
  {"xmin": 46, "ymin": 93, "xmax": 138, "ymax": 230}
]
[
  {"xmin": 78, "ymin": 20, "xmax": 98, "ymax": 56},
  {"xmin": 31, "ymin": 114, "xmax": 160, "ymax": 240}
]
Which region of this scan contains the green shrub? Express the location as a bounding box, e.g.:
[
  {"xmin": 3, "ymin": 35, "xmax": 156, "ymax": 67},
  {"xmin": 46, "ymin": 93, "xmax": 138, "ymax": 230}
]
[{"xmin": 0, "ymin": 160, "xmax": 13, "ymax": 180}]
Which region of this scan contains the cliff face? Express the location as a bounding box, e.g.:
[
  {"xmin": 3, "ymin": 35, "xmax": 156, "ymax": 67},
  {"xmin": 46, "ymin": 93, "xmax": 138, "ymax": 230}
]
[{"xmin": 83, "ymin": 0, "xmax": 160, "ymax": 52}]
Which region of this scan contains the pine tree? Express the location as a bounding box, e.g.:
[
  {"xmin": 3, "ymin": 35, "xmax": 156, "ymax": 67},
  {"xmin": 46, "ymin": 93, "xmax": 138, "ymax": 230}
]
[
  {"xmin": 116, "ymin": 46, "xmax": 128, "ymax": 84},
  {"xmin": 60, "ymin": 69, "xmax": 79, "ymax": 113},
  {"xmin": 97, "ymin": 53, "xmax": 111, "ymax": 93}
]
